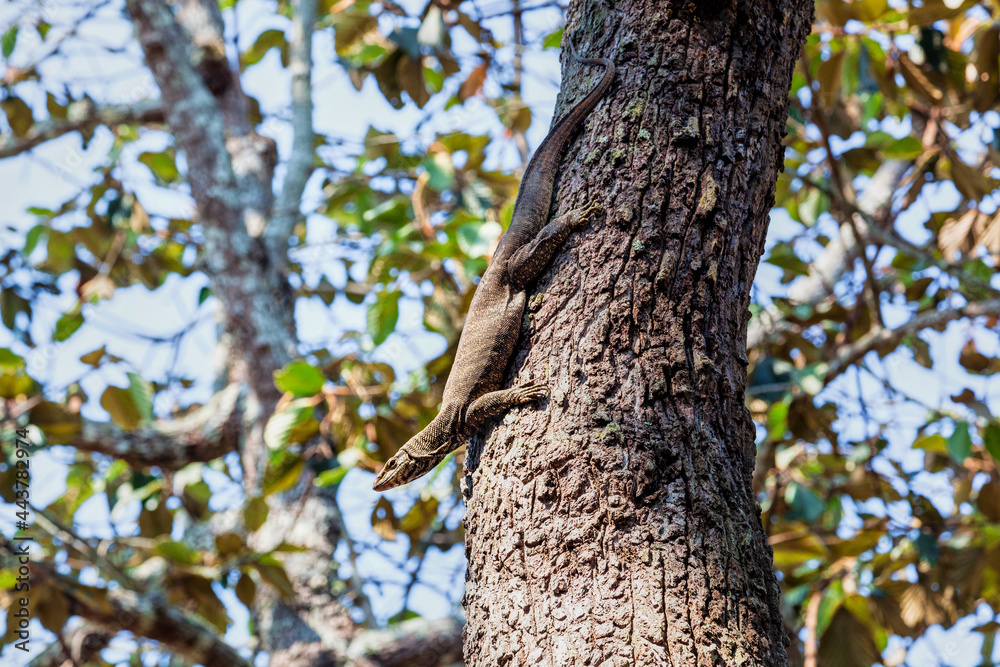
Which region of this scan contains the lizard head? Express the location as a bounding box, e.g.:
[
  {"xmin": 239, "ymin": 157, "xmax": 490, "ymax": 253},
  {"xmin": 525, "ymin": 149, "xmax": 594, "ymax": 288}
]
[{"xmin": 373, "ymin": 449, "xmax": 436, "ymax": 492}]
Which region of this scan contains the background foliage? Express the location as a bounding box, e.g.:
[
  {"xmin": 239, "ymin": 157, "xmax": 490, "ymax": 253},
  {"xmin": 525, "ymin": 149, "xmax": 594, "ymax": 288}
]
[{"xmin": 1, "ymin": 0, "xmax": 999, "ymax": 665}]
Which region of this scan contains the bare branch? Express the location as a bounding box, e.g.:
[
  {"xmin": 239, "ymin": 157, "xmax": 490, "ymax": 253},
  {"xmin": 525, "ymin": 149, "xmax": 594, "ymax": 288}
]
[
  {"xmin": 825, "ymin": 298, "xmax": 1000, "ymax": 382},
  {"xmin": 801, "ymin": 176, "xmax": 1000, "ymax": 298},
  {"xmin": 269, "ymin": 0, "xmax": 318, "ymax": 258},
  {"xmin": 0, "ymin": 100, "xmax": 165, "ymax": 159},
  {"xmin": 31, "ymin": 505, "xmax": 132, "ymax": 588},
  {"xmin": 70, "ymin": 382, "xmax": 242, "ymax": 470}
]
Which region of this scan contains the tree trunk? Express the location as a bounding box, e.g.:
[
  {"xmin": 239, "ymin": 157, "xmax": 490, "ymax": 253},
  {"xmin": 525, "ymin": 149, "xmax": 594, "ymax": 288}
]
[{"xmin": 462, "ymin": 1, "xmax": 813, "ymax": 665}]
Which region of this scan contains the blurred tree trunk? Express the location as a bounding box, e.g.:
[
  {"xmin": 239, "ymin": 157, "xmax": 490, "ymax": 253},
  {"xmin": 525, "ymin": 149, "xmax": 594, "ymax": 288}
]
[
  {"xmin": 462, "ymin": 1, "xmax": 813, "ymax": 665},
  {"xmin": 122, "ymin": 2, "xmax": 465, "ymax": 665}
]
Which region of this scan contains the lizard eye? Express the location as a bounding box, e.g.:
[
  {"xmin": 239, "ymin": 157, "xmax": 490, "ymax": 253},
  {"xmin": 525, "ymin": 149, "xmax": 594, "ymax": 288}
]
[{"xmin": 386, "ymin": 460, "xmax": 397, "ymax": 470}]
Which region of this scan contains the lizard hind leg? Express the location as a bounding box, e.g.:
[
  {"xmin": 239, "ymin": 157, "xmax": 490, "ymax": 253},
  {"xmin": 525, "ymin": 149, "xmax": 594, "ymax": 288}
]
[
  {"xmin": 506, "ymin": 201, "xmax": 602, "ymax": 290},
  {"xmin": 465, "ymin": 382, "xmax": 548, "ymax": 431}
]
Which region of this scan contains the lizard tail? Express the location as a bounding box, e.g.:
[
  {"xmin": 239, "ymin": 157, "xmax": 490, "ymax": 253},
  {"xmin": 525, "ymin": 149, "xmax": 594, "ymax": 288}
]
[{"xmin": 564, "ymin": 31, "xmax": 608, "ymax": 67}]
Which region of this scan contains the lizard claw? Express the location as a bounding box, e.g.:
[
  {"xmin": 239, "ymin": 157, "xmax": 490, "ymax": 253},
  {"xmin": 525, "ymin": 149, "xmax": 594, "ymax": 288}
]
[
  {"xmin": 513, "ymin": 382, "xmax": 548, "ymax": 403},
  {"xmin": 579, "ymin": 200, "xmax": 602, "ymax": 222}
]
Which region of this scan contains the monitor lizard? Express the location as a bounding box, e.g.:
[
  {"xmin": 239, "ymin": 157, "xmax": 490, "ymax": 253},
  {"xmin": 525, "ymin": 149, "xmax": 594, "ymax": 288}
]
[{"xmin": 373, "ymin": 41, "xmax": 615, "ymax": 492}]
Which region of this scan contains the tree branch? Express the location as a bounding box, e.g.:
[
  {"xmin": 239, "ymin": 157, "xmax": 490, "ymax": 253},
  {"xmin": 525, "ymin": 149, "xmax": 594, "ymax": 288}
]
[
  {"xmin": 27, "ymin": 622, "xmax": 111, "ymax": 667},
  {"xmin": 3, "ymin": 541, "xmax": 252, "ymax": 667},
  {"xmin": 801, "ymin": 176, "xmax": 1000, "ymax": 298},
  {"xmin": 126, "ymin": 0, "xmax": 294, "ymax": 492},
  {"xmin": 0, "ymin": 100, "xmax": 165, "ymax": 159},
  {"xmin": 269, "ymin": 0, "xmax": 318, "ymax": 259},
  {"xmin": 124, "ymin": 0, "xmax": 237, "ymax": 216},
  {"xmin": 825, "ymin": 298, "xmax": 1000, "ymax": 382},
  {"xmin": 345, "ymin": 617, "xmax": 464, "ymax": 667},
  {"xmin": 69, "ymin": 382, "xmax": 242, "ymax": 470}
]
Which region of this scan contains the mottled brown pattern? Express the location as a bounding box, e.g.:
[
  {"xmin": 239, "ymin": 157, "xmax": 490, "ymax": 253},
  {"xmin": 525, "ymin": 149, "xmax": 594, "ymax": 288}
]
[
  {"xmin": 372, "ymin": 50, "xmax": 615, "ymax": 492},
  {"xmin": 462, "ymin": 1, "xmax": 813, "ymax": 665}
]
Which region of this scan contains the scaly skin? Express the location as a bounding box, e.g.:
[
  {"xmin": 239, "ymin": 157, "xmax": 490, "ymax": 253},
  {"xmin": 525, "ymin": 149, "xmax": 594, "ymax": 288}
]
[{"xmin": 373, "ymin": 45, "xmax": 614, "ymax": 492}]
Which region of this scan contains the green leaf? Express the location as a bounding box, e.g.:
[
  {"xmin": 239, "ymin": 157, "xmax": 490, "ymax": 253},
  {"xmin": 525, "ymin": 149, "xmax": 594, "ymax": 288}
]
[
  {"xmin": 53, "ymin": 310, "xmax": 83, "ymax": 342},
  {"xmin": 137, "ymin": 151, "xmax": 180, "ymax": 185},
  {"xmin": 100, "ymin": 386, "xmax": 143, "ymax": 429},
  {"xmin": 765, "ymin": 241, "xmax": 811, "ymax": 281},
  {"xmin": 314, "ymin": 466, "xmax": 349, "ymax": 488},
  {"xmin": 24, "ymin": 225, "xmax": 46, "ymax": 256},
  {"xmin": 766, "ymin": 398, "xmax": 791, "ymax": 439},
  {"xmin": 156, "ymin": 539, "xmax": 199, "ymax": 565},
  {"xmin": 127, "ymin": 372, "xmax": 153, "ymax": 422},
  {"xmin": 252, "ymin": 555, "xmax": 295, "ymax": 598},
  {"xmin": 215, "ymin": 532, "xmax": 243, "ymax": 558},
  {"xmin": 913, "ymin": 433, "xmax": 947, "ymax": 453},
  {"xmin": 263, "ymin": 398, "xmax": 314, "ymax": 450},
  {"xmin": 947, "ymin": 421, "xmax": 972, "ymax": 464},
  {"xmin": 422, "ymin": 151, "xmax": 455, "ymax": 190},
  {"xmin": 244, "ymin": 29, "xmax": 288, "ymax": 67},
  {"xmin": 235, "ymin": 573, "xmax": 256, "ymax": 607},
  {"xmin": 984, "ymin": 422, "xmax": 1000, "ymax": 463},
  {"xmin": 797, "ymin": 187, "xmax": 827, "ymax": 226},
  {"xmin": 2, "ymin": 25, "xmax": 18, "ymax": 59},
  {"xmin": 0, "ymin": 288, "xmax": 29, "ymax": 331},
  {"xmin": 274, "ymin": 360, "xmax": 325, "ymax": 396},
  {"xmin": 244, "ymin": 496, "xmax": 269, "ymax": 531},
  {"xmin": 29, "ymin": 401, "xmax": 81, "ymax": 445},
  {"xmin": 367, "ymin": 290, "xmax": 401, "ymax": 346},
  {"xmin": 914, "ymin": 531, "xmax": 940, "ymax": 567},
  {"xmin": 263, "ymin": 458, "xmax": 305, "ymax": 497},
  {"xmin": 0, "ymin": 97, "xmax": 32, "ymax": 137},
  {"xmin": 785, "ymin": 481, "xmax": 825, "ymax": 523},
  {"xmin": 542, "ymin": 28, "xmax": 564, "ymax": 49},
  {"xmin": 0, "ymin": 349, "xmax": 24, "ymax": 369},
  {"xmin": 882, "ymin": 135, "xmax": 923, "ymax": 159}
]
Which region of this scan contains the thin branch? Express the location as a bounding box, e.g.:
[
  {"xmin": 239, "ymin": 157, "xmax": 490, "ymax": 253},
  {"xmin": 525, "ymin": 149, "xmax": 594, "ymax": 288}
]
[
  {"xmin": 747, "ymin": 159, "xmax": 909, "ymax": 350},
  {"xmin": 31, "ymin": 505, "xmax": 132, "ymax": 589},
  {"xmin": 124, "ymin": 0, "xmax": 235, "ymax": 215},
  {"xmin": 803, "ymin": 588, "xmax": 823, "ymax": 667},
  {"xmin": 0, "ymin": 100, "xmax": 165, "ymax": 159},
  {"xmin": 344, "ymin": 616, "xmax": 464, "ymax": 666},
  {"xmin": 270, "ymin": 0, "xmax": 317, "ymax": 258}
]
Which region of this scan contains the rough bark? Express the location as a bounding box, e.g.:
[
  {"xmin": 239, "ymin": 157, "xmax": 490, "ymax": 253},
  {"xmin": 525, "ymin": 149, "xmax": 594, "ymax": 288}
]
[{"xmin": 463, "ymin": 1, "xmax": 813, "ymax": 666}]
